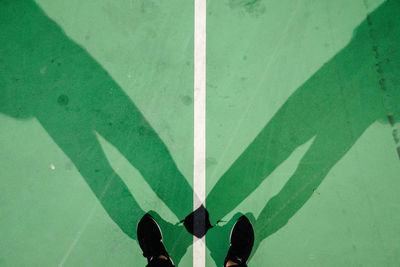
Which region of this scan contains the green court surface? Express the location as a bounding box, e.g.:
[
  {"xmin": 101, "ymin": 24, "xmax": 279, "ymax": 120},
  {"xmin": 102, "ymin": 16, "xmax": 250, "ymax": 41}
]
[{"xmin": 1, "ymin": 0, "xmax": 400, "ymax": 266}]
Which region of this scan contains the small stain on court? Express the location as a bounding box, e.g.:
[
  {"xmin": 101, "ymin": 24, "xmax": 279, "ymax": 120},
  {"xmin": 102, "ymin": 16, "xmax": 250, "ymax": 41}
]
[{"xmin": 57, "ymin": 94, "xmax": 69, "ymax": 106}]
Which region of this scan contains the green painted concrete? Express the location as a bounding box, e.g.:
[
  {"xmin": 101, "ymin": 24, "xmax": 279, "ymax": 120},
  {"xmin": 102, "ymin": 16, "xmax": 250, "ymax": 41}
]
[
  {"xmin": 206, "ymin": 0, "xmax": 400, "ymax": 266},
  {"xmin": 1, "ymin": 0, "xmax": 400, "ymax": 266},
  {"xmin": 1, "ymin": 0, "xmax": 193, "ymax": 266}
]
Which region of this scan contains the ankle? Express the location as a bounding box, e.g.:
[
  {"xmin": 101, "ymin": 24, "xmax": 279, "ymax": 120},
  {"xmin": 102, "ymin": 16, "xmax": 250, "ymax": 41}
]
[
  {"xmin": 225, "ymin": 260, "xmax": 239, "ymax": 267},
  {"xmin": 157, "ymin": 255, "xmax": 169, "ymax": 261}
]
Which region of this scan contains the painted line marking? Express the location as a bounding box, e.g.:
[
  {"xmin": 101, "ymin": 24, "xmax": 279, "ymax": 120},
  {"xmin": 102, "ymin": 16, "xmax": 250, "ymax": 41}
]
[{"xmin": 194, "ymin": 0, "xmax": 206, "ymax": 265}]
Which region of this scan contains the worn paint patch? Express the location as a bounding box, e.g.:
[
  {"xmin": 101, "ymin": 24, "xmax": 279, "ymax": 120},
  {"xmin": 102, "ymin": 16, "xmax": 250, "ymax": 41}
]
[{"xmin": 228, "ymin": 0, "xmax": 266, "ymax": 16}]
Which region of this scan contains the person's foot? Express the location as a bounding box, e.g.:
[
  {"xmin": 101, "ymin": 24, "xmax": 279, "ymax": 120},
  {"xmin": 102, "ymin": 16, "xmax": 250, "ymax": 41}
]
[
  {"xmin": 137, "ymin": 213, "xmax": 174, "ymax": 265},
  {"xmin": 224, "ymin": 215, "xmax": 254, "ymax": 267}
]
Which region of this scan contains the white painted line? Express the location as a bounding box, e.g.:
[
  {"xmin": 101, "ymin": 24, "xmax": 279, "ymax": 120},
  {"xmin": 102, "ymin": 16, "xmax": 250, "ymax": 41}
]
[{"xmin": 194, "ymin": 0, "xmax": 206, "ymax": 265}]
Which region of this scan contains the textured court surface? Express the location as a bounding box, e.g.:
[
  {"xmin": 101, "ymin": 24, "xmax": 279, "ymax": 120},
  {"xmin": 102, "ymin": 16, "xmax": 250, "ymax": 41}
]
[{"xmin": 1, "ymin": 0, "xmax": 400, "ymax": 266}]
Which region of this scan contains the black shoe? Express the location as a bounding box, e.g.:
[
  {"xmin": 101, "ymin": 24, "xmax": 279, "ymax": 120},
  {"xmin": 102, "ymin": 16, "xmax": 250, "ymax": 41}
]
[
  {"xmin": 137, "ymin": 213, "xmax": 174, "ymax": 265},
  {"xmin": 224, "ymin": 215, "xmax": 254, "ymax": 267}
]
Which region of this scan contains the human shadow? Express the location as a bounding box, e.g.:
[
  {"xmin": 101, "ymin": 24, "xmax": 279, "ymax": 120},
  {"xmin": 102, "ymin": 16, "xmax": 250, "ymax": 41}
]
[
  {"xmin": 3, "ymin": 0, "xmax": 400, "ymax": 265},
  {"xmin": 206, "ymin": 0, "xmax": 400, "ymax": 265},
  {"xmin": 0, "ymin": 0, "xmax": 193, "ymax": 263}
]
